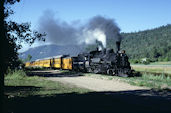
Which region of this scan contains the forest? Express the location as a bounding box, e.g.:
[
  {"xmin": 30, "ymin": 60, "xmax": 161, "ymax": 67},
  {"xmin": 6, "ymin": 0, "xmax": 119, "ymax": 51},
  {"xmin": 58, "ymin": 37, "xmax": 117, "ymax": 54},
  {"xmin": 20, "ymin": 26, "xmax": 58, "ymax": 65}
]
[{"xmin": 121, "ymin": 24, "xmax": 171, "ymax": 62}]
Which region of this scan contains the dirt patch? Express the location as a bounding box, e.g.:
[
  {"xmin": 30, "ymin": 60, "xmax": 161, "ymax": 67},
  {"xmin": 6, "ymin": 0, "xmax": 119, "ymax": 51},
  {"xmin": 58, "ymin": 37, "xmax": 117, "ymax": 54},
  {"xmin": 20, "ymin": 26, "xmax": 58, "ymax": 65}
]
[{"xmin": 46, "ymin": 74, "xmax": 148, "ymax": 92}]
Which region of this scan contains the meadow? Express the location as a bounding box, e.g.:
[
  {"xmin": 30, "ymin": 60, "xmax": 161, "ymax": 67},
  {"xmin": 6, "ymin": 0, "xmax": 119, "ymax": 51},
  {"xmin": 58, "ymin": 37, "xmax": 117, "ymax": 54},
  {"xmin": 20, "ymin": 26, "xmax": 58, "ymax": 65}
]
[{"xmin": 131, "ymin": 61, "xmax": 171, "ymax": 75}]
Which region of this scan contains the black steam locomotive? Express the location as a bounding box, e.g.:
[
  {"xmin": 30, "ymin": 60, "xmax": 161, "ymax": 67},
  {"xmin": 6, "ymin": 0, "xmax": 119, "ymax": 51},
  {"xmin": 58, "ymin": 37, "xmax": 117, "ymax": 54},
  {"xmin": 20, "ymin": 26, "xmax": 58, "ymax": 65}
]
[{"xmin": 73, "ymin": 41, "xmax": 133, "ymax": 77}]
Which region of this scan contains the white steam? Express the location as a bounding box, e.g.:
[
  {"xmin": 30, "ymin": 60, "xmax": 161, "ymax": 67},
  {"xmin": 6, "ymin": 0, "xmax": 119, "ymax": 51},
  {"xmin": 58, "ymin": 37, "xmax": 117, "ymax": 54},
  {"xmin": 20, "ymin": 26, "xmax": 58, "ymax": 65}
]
[{"xmin": 82, "ymin": 28, "xmax": 106, "ymax": 47}]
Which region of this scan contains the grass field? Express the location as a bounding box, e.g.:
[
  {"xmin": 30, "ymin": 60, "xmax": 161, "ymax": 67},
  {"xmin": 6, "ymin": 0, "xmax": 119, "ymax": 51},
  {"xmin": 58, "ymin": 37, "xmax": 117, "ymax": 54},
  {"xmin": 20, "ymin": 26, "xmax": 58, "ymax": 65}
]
[
  {"xmin": 150, "ymin": 61, "xmax": 171, "ymax": 65},
  {"xmin": 131, "ymin": 63, "xmax": 171, "ymax": 75},
  {"xmin": 5, "ymin": 70, "xmax": 90, "ymax": 97}
]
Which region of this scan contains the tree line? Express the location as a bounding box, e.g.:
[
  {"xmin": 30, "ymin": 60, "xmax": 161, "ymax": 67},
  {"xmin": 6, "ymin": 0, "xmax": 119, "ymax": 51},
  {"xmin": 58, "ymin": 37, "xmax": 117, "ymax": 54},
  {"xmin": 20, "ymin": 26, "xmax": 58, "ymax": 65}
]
[{"xmin": 120, "ymin": 24, "xmax": 171, "ymax": 62}]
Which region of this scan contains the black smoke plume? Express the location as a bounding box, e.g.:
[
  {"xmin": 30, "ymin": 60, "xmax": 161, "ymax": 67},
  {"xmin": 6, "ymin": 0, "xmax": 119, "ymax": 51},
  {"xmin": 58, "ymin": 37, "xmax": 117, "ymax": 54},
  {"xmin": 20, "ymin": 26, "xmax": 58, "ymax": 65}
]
[{"xmin": 38, "ymin": 10, "xmax": 122, "ymax": 50}]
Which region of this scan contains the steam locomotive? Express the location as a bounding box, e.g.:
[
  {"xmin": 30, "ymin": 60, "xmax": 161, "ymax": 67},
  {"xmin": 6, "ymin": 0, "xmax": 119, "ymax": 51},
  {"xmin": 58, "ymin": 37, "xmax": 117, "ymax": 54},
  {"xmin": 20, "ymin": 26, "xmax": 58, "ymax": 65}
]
[
  {"xmin": 25, "ymin": 41, "xmax": 133, "ymax": 77},
  {"xmin": 72, "ymin": 41, "xmax": 132, "ymax": 77}
]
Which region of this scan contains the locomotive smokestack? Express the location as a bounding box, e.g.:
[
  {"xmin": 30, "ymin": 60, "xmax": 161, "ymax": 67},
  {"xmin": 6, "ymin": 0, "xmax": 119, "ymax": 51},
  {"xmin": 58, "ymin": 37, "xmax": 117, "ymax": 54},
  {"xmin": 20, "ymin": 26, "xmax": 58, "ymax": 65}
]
[
  {"xmin": 116, "ymin": 41, "xmax": 120, "ymax": 52},
  {"xmin": 96, "ymin": 40, "xmax": 104, "ymax": 51}
]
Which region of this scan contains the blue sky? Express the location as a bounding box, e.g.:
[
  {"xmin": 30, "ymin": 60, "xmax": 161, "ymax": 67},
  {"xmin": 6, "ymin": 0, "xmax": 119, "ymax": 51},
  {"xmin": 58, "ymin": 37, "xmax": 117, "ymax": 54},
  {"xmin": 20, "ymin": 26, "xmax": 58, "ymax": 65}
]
[{"xmin": 10, "ymin": 0, "xmax": 171, "ymax": 32}]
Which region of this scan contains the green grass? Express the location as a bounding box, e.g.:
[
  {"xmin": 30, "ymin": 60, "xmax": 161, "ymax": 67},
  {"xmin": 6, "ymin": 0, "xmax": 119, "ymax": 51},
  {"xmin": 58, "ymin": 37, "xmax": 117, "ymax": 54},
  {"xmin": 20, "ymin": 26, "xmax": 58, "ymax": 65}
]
[
  {"xmin": 131, "ymin": 61, "xmax": 171, "ymax": 65},
  {"xmin": 5, "ymin": 69, "xmax": 27, "ymax": 80},
  {"xmin": 121, "ymin": 74, "xmax": 171, "ymax": 89},
  {"xmin": 150, "ymin": 61, "xmax": 171, "ymax": 65},
  {"xmin": 5, "ymin": 70, "xmax": 90, "ymax": 97},
  {"xmin": 131, "ymin": 64, "xmax": 171, "ymax": 75},
  {"xmin": 84, "ymin": 73, "xmax": 171, "ymax": 89}
]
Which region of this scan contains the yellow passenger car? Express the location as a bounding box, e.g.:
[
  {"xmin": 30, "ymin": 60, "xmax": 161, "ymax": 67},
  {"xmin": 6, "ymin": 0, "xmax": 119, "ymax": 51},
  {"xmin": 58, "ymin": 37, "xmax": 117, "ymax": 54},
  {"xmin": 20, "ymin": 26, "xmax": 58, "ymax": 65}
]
[
  {"xmin": 25, "ymin": 55, "xmax": 73, "ymax": 70},
  {"xmin": 53, "ymin": 58, "xmax": 61, "ymax": 68},
  {"xmin": 42, "ymin": 59, "xmax": 51, "ymax": 68},
  {"xmin": 39, "ymin": 60, "xmax": 44, "ymax": 67},
  {"xmin": 34, "ymin": 60, "xmax": 40, "ymax": 67},
  {"xmin": 31, "ymin": 61, "xmax": 35, "ymax": 67},
  {"xmin": 25, "ymin": 62, "xmax": 31, "ymax": 67},
  {"xmin": 62, "ymin": 57, "xmax": 72, "ymax": 70},
  {"xmin": 52, "ymin": 55, "xmax": 64, "ymax": 69}
]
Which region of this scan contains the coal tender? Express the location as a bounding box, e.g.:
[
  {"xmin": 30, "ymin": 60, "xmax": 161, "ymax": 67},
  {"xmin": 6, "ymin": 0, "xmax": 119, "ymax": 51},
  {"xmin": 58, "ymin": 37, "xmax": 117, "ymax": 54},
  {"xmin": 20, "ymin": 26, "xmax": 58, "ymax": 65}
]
[{"xmin": 75, "ymin": 41, "xmax": 133, "ymax": 77}]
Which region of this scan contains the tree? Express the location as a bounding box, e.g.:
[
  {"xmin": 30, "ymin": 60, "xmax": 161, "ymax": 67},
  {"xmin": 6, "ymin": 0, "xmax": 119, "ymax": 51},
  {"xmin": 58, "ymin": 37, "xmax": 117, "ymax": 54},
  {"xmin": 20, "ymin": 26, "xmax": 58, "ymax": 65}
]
[
  {"xmin": 4, "ymin": 1, "xmax": 46, "ymax": 69},
  {"xmin": 25, "ymin": 54, "xmax": 32, "ymax": 62},
  {"xmin": 0, "ymin": 1, "xmax": 6, "ymax": 112},
  {"xmin": 0, "ymin": 0, "xmax": 46, "ymax": 112}
]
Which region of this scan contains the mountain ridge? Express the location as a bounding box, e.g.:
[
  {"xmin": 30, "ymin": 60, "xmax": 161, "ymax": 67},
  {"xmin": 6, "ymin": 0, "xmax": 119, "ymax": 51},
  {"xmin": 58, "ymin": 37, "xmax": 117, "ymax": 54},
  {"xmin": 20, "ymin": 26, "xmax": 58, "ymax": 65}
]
[{"xmin": 19, "ymin": 44, "xmax": 84, "ymax": 61}]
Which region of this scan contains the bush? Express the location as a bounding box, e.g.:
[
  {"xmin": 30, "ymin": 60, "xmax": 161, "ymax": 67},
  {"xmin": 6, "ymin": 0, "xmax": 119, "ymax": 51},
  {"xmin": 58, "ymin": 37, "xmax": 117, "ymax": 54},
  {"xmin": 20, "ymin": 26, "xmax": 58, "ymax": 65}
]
[
  {"xmin": 150, "ymin": 58, "xmax": 157, "ymax": 62},
  {"xmin": 130, "ymin": 59, "xmax": 140, "ymax": 64},
  {"xmin": 5, "ymin": 69, "xmax": 26, "ymax": 79},
  {"xmin": 142, "ymin": 60, "xmax": 150, "ymax": 65},
  {"xmin": 163, "ymin": 57, "xmax": 169, "ymax": 62},
  {"xmin": 140, "ymin": 58, "xmax": 151, "ymax": 64}
]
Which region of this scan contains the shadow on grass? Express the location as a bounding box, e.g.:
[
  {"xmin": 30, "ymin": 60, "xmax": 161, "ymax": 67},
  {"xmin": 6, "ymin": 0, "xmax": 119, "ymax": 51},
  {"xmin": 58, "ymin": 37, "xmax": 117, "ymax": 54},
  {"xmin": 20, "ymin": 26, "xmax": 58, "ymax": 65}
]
[
  {"xmin": 26, "ymin": 70, "xmax": 84, "ymax": 77},
  {"xmin": 4, "ymin": 87, "xmax": 171, "ymax": 113},
  {"xmin": 5, "ymin": 86, "xmax": 41, "ymax": 93}
]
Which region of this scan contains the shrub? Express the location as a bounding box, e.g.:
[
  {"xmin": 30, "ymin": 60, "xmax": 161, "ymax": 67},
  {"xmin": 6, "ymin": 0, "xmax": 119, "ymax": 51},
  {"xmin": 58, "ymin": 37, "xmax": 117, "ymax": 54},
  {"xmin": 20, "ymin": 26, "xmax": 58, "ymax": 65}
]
[
  {"xmin": 163, "ymin": 57, "xmax": 169, "ymax": 62},
  {"xmin": 5, "ymin": 69, "xmax": 26, "ymax": 79},
  {"xmin": 130, "ymin": 59, "xmax": 140, "ymax": 64}
]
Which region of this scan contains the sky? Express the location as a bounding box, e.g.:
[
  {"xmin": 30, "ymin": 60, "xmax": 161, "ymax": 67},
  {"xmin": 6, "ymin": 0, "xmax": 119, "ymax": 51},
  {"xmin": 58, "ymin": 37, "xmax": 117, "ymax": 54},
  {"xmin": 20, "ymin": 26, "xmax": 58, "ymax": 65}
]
[{"xmin": 9, "ymin": 0, "xmax": 171, "ymax": 51}]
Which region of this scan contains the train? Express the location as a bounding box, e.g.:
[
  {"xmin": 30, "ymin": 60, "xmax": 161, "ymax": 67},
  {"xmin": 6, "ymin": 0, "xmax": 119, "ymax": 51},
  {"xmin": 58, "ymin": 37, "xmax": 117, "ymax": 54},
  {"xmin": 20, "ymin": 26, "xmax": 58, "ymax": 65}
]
[
  {"xmin": 25, "ymin": 55, "xmax": 73, "ymax": 70},
  {"xmin": 25, "ymin": 41, "xmax": 133, "ymax": 77}
]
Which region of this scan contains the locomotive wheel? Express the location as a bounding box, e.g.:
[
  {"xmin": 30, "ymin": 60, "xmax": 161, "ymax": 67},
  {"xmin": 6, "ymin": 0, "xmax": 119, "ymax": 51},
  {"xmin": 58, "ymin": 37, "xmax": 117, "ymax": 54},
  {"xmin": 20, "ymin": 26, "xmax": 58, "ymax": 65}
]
[
  {"xmin": 93, "ymin": 69, "xmax": 100, "ymax": 74},
  {"xmin": 107, "ymin": 69, "xmax": 113, "ymax": 75},
  {"xmin": 87, "ymin": 68, "xmax": 93, "ymax": 73}
]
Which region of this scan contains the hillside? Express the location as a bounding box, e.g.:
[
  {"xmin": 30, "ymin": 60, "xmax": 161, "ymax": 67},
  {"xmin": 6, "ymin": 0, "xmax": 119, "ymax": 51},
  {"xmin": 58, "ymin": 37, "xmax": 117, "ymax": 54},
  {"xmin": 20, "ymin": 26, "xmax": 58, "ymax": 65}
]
[
  {"xmin": 120, "ymin": 24, "xmax": 171, "ymax": 61},
  {"xmin": 19, "ymin": 44, "xmax": 84, "ymax": 61}
]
